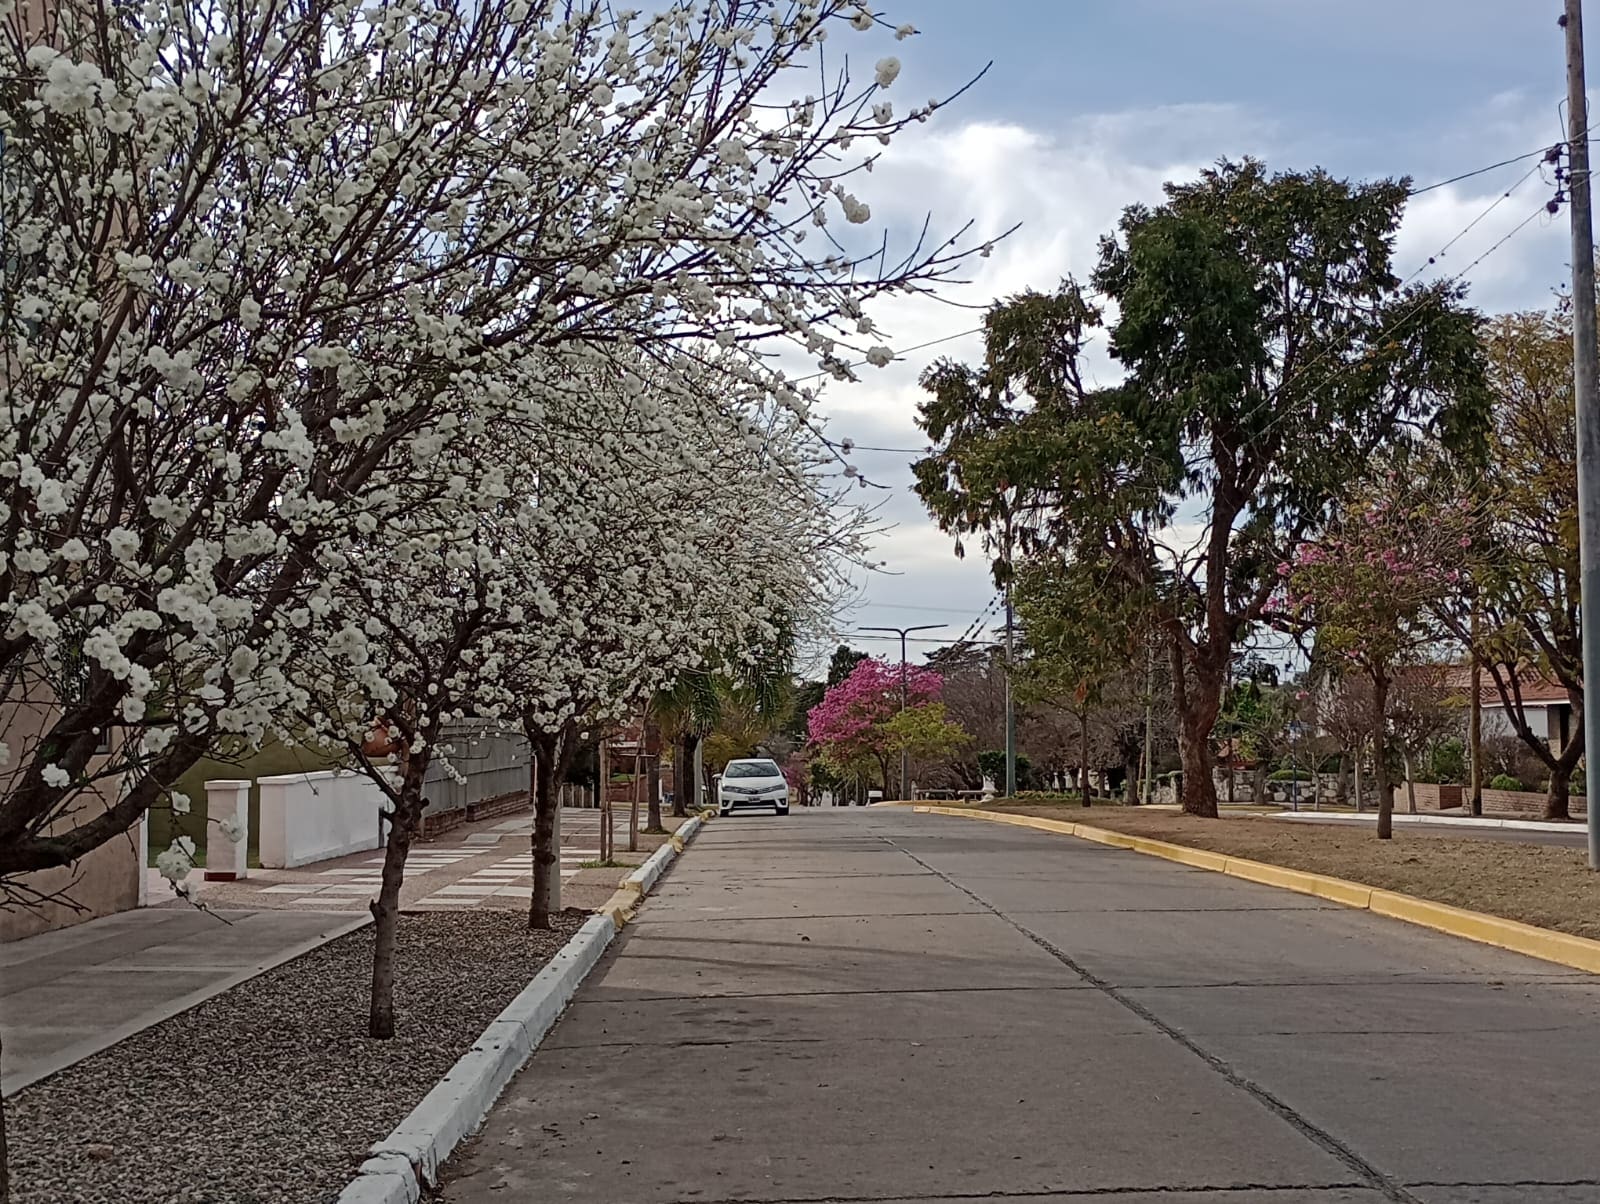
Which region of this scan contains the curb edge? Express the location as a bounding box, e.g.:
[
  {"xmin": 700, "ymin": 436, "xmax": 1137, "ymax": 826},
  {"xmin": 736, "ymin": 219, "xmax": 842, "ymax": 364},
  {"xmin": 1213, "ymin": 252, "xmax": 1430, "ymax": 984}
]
[{"xmin": 912, "ymin": 805, "xmax": 1600, "ymax": 977}]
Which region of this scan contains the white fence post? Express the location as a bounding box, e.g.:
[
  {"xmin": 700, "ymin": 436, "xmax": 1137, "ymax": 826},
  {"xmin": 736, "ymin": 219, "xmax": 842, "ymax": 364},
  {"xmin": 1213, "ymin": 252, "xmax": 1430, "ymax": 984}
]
[{"xmin": 203, "ymin": 779, "xmax": 251, "ymax": 880}]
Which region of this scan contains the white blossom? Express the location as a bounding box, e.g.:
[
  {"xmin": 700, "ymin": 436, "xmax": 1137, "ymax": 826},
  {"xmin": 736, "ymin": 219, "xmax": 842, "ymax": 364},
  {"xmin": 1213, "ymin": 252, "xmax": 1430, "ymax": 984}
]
[{"xmin": 875, "ymin": 56, "xmax": 902, "ymax": 87}]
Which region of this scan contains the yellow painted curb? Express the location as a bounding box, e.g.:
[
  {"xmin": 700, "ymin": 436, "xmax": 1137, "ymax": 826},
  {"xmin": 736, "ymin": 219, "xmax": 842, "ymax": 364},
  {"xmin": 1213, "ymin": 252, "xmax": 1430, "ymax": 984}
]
[{"xmin": 917, "ymin": 806, "xmax": 1600, "ymax": 977}]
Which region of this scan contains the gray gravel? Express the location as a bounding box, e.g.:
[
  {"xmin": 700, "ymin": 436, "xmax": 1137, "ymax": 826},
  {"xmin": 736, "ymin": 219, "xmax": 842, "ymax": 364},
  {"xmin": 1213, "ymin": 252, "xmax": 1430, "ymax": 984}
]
[{"xmin": 7, "ymin": 908, "xmax": 589, "ymax": 1204}]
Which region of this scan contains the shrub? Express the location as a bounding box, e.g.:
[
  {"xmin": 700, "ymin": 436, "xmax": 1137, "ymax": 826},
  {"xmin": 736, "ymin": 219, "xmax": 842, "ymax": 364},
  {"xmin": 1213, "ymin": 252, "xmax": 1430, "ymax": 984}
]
[
  {"xmin": 1268, "ymin": 768, "xmax": 1312, "ymax": 782},
  {"xmin": 1427, "ymin": 738, "xmax": 1466, "ymax": 785},
  {"xmin": 1487, "ymin": 773, "xmax": 1524, "ymax": 792}
]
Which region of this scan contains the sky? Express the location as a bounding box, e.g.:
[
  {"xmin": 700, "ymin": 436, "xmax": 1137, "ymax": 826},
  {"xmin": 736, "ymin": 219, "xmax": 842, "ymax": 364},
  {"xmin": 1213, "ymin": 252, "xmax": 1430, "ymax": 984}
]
[{"xmin": 806, "ymin": 0, "xmax": 1576, "ymax": 671}]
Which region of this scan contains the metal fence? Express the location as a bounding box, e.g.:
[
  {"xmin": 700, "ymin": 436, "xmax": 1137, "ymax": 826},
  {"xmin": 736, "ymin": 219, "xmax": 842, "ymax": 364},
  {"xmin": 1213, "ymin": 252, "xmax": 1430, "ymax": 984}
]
[{"xmin": 420, "ymin": 721, "xmax": 530, "ymax": 818}]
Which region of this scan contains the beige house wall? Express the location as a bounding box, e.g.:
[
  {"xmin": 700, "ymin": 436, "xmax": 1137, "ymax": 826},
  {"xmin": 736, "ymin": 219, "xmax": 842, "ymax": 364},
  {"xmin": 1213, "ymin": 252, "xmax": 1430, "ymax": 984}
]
[{"xmin": 0, "ymin": 691, "xmax": 139, "ymax": 943}]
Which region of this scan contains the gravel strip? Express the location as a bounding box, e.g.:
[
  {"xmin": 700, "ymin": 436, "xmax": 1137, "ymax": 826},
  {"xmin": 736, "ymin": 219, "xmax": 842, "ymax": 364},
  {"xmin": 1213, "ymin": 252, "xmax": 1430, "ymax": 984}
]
[{"xmin": 8, "ymin": 909, "xmax": 588, "ymax": 1204}]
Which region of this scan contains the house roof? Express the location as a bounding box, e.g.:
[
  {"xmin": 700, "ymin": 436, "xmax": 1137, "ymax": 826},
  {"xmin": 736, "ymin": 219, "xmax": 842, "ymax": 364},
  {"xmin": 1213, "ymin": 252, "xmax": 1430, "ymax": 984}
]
[{"xmin": 1440, "ymin": 664, "xmax": 1570, "ymax": 707}]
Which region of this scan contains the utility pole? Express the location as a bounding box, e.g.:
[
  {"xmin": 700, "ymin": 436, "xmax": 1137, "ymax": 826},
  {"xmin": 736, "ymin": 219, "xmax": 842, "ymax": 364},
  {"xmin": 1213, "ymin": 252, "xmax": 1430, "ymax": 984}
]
[
  {"xmin": 859, "ymin": 623, "xmax": 946, "ymax": 800},
  {"xmin": 1003, "ymin": 586, "xmax": 1017, "ymax": 798},
  {"xmin": 1564, "ymin": 0, "xmax": 1600, "ymax": 868}
]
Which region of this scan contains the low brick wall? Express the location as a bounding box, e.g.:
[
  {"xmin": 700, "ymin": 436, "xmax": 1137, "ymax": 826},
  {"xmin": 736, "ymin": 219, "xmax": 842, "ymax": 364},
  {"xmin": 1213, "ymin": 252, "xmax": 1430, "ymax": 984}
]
[
  {"xmin": 1403, "ymin": 781, "xmax": 1585, "ymax": 819},
  {"xmin": 418, "ymin": 790, "xmax": 531, "ymax": 838}
]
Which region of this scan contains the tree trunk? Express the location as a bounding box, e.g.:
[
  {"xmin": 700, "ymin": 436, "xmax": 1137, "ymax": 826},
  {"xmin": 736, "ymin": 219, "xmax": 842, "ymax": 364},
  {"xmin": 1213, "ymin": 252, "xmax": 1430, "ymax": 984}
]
[
  {"xmin": 646, "ymin": 744, "xmax": 664, "ymax": 832},
  {"xmin": 672, "ymin": 734, "xmax": 695, "ymax": 817},
  {"xmin": 1469, "ymin": 615, "xmax": 1484, "ymax": 816},
  {"xmin": 1, "ymin": 1028, "xmax": 9, "ymax": 1204},
  {"xmin": 1171, "ymin": 644, "xmax": 1222, "ymax": 818},
  {"xmin": 1547, "ymin": 760, "xmax": 1574, "ymax": 822},
  {"xmin": 1354, "ymin": 739, "xmax": 1365, "ymax": 813},
  {"xmin": 529, "ymin": 732, "xmax": 561, "ymax": 930},
  {"xmin": 368, "ymin": 766, "xmax": 423, "ymax": 1040},
  {"xmin": 1372, "ymin": 672, "xmax": 1393, "ymax": 840},
  {"xmin": 1402, "ymin": 748, "xmax": 1417, "ymax": 814},
  {"xmin": 1251, "ymin": 762, "xmax": 1267, "ymax": 806},
  {"xmin": 1123, "ymin": 751, "xmax": 1139, "ymax": 807},
  {"xmin": 1336, "ymin": 753, "xmax": 1349, "ymax": 806}
]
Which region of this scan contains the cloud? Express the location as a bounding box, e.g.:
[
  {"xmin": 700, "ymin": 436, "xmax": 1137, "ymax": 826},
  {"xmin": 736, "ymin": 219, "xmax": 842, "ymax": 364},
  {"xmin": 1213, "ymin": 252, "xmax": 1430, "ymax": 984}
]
[{"xmin": 806, "ymin": 93, "xmax": 1570, "ymax": 661}]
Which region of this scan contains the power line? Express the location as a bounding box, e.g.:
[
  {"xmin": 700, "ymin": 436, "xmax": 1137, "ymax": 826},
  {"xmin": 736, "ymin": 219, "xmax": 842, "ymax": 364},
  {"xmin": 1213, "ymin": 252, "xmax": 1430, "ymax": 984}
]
[{"xmin": 1407, "ymin": 144, "xmax": 1558, "ymax": 196}]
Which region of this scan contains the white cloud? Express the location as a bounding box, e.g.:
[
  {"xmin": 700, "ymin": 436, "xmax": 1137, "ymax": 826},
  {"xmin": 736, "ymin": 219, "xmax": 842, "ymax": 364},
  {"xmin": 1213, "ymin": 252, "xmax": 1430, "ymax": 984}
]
[{"xmin": 804, "ymin": 94, "xmax": 1570, "ymax": 663}]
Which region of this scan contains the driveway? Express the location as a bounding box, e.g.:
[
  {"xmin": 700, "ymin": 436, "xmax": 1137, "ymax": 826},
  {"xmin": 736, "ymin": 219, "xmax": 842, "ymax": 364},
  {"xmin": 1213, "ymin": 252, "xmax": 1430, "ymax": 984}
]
[{"xmin": 440, "ymin": 807, "xmax": 1600, "ymax": 1203}]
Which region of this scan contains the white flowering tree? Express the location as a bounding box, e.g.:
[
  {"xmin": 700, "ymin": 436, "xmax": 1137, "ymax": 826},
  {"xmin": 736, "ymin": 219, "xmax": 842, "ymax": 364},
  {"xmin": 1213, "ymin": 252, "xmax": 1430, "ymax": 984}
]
[
  {"xmin": 0, "ymin": 0, "xmax": 990, "ymax": 920},
  {"xmin": 499, "ymin": 352, "xmax": 858, "ymax": 931}
]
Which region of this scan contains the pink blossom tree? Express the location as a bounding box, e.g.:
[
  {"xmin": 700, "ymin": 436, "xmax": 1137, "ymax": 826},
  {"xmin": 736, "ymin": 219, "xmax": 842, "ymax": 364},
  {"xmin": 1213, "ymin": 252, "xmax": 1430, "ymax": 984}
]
[
  {"xmin": 806, "ymin": 658, "xmax": 944, "ymax": 797},
  {"xmin": 1283, "ymin": 479, "xmax": 1471, "ymax": 838}
]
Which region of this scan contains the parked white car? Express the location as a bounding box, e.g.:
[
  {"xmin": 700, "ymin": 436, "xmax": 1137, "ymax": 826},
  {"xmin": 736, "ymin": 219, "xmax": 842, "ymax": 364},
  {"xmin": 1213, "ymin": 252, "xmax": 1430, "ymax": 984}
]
[{"xmin": 718, "ymin": 758, "xmax": 790, "ymax": 816}]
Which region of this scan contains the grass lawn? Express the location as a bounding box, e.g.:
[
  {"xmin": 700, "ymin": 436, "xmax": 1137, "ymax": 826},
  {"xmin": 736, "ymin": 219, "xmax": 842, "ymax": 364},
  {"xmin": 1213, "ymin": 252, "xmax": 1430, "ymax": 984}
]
[{"xmin": 931, "ymin": 798, "xmax": 1600, "ymax": 943}]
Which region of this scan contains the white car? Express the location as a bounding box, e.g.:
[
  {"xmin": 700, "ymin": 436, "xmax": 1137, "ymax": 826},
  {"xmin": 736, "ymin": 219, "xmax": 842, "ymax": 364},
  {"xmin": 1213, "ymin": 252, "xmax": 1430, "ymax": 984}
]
[{"xmin": 718, "ymin": 758, "xmax": 790, "ymax": 816}]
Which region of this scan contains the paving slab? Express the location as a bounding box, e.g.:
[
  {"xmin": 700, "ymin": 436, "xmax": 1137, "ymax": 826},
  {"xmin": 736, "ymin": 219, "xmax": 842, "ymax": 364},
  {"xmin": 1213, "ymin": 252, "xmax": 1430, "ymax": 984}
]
[
  {"xmin": 1205, "ymin": 1027, "xmax": 1600, "ymax": 1185},
  {"xmin": 438, "ymin": 809, "xmax": 1600, "ymax": 1203},
  {"xmin": 443, "ymin": 1034, "xmax": 1354, "ymax": 1202},
  {"xmin": 543, "ymin": 984, "xmax": 1116, "ymax": 1049},
  {"xmin": 1124, "ymin": 978, "xmax": 1600, "ymax": 1036},
  {"xmin": 583, "ymin": 911, "xmax": 1082, "ymax": 999},
  {"xmin": 951, "ymin": 870, "xmax": 1338, "ymax": 914},
  {"xmin": 637, "ymin": 872, "xmax": 985, "ymax": 921},
  {"xmin": 1006, "ymin": 904, "xmax": 1585, "ymax": 987}
]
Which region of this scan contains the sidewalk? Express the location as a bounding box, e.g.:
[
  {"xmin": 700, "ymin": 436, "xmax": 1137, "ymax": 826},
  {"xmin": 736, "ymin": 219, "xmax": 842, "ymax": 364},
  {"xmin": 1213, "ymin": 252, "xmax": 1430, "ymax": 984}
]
[
  {"xmin": 3, "ymin": 804, "xmax": 684, "ymax": 1095},
  {"xmin": 0, "ymin": 906, "xmax": 365, "ymax": 1094}
]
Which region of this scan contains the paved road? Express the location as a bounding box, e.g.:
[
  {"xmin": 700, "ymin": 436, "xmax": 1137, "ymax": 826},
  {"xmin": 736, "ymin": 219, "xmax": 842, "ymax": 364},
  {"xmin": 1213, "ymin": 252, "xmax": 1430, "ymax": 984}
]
[{"xmin": 442, "ymin": 808, "xmax": 1600, "ymax": 1204}]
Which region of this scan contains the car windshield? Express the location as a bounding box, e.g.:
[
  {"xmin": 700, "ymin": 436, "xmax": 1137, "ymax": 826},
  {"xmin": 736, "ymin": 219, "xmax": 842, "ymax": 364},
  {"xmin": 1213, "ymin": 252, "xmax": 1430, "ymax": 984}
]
[{"xmin": 725, "ymin": 761, "xmax": 782, "ymax": 779}]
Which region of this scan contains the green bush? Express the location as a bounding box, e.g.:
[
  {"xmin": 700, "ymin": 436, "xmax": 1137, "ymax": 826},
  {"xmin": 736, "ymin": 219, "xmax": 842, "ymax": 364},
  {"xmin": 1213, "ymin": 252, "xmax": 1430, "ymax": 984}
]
[
  {"xmin": 1267, "ymin": 768, "xmax": 1312, "ymax": 782},
  {"xmin": 1487, "ymin": 773, "xmax": 1524, "ymax": 792},
  {"xmin": 1427, "ymin": 738, "xmax": 1466, "ymax": 785}
]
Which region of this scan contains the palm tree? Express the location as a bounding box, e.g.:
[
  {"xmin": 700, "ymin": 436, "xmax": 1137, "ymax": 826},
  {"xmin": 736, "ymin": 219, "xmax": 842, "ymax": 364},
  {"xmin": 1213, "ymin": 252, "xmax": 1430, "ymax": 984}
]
[{"xmin": 655, "ymin": 615, "xmax": 796, "ymax": 817}]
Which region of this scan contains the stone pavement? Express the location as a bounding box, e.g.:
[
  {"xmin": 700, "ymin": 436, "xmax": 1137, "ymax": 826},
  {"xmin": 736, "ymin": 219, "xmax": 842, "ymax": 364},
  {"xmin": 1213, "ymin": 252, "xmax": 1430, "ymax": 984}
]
[{"xmin": 440, "ymin": 807, "xmax": 1600, "ymax": 1204}]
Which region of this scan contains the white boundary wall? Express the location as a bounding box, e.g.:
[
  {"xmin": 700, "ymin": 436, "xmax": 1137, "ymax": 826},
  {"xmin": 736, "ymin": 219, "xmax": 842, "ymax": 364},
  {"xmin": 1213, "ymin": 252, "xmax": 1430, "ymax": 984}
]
[{"xmin": 257, "ymin": 770, "xmax": 389, "ymax": 868}]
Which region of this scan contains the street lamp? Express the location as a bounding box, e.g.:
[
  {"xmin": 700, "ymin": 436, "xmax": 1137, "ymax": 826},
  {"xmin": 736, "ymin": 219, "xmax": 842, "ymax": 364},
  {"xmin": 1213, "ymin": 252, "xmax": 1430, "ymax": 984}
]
[{"xmin": 859, "ymin": 624, "xmax": 947, "ymax": 800}]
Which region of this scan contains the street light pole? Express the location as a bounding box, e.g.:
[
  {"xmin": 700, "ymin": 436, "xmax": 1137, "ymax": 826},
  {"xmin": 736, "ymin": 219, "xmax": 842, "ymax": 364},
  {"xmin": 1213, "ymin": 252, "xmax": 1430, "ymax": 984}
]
[
  {"xmin": 1562, "ymin": 0, "xmax": 1600, "ymax": 869},
  {"xmin": 859, "ymin": 624, "xmax": 946, "ymax": 800}
]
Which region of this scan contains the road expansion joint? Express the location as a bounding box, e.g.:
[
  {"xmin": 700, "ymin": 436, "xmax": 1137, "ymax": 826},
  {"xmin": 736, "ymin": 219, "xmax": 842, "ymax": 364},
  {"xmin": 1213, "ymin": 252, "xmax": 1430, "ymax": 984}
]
[{"xmin": 876, "ymin": 832, "xmax": 1425, "ymax": 1204}]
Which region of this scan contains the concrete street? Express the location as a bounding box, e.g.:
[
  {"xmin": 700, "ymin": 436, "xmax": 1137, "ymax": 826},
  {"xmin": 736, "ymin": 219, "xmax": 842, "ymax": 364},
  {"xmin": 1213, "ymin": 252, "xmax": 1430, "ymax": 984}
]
[{"xmin": 442, "ymin": 807, "xmax": 1600, "ymax": 1204}]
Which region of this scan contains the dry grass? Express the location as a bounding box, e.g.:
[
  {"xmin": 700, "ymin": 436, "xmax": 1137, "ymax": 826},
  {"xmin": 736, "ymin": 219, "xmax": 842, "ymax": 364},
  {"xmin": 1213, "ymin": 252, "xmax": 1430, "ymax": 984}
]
[{"xmin": 943, "ymin": 800, "xmax": 1600, "ymax": 942}]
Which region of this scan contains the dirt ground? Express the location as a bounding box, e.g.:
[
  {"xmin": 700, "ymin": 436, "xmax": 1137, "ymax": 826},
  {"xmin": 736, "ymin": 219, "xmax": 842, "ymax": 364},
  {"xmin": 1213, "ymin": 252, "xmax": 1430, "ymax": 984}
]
[{"xmin": 948, "ymin": 800, "xmax": 1600, "ymax": 942}]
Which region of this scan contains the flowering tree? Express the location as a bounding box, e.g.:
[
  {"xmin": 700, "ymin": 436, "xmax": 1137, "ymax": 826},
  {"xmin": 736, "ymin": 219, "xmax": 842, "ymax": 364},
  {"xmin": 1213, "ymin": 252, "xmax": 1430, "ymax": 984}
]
[
  {"xmin": 0, "ymin": 0, "xmax": 995, "ymax": 918},
  {"xmin": 1283, "ymin": 480, "xmax": 1470, "ymax": 838},
  {"xmin": 806, "ymin": 657, "xmax": 945, "ymax": 795}
]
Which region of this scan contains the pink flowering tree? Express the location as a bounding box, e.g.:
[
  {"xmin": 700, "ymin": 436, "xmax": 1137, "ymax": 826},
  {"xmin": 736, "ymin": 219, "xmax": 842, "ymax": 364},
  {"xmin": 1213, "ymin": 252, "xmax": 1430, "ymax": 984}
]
[
  {"xmin": 806, "ymin": 658, "xmax": 949, "ymax": 798},
  {"xmin": 1281, "ymin": 480, "xmax": 1471, "ymax": 838}
]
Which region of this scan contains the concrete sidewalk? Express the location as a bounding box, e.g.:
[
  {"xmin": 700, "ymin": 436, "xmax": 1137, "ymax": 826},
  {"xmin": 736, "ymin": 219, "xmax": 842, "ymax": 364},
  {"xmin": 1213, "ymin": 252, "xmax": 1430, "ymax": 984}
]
[
  {"xmin": 0, "ymin": 906, "xmax": 365, "ymax": 1094},
  {"xmin": 440, "ymin": 807, "xmax": 1600, "ymax": 1203}
]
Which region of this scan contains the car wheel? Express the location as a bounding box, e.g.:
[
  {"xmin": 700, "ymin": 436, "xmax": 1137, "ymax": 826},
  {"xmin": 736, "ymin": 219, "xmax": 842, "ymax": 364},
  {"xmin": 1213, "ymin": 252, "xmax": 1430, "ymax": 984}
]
[
  {"xmin": 776, "ymin": 805, "xmax": 789, "ymax": 816},
  {"xmin": 719, "ymin": 807, "xmax": 731, "ymax": 817}
]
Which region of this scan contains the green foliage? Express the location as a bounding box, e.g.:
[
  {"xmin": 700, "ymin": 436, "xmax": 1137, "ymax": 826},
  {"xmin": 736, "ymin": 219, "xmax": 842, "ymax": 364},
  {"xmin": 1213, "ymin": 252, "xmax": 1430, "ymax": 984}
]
[
  {"xmin": 911, "ymin": 158, "xmax": 1490, "ymax": 815},
  {"xmin": 1488, "ymin": 773, "xmax": 1524, "ymax": 792},
  {"xmin": 881, "ymin": 703, "xmax": 971, "ymax": 763},
  {"xmin": 1268, "ymin": 769, "xmax": 1313, "ymax": 782},
  {"xmin": 826, "ymin": 645, "xmax": 870, "ymax": 687},
  {"xmin": 1427, "ymin": 738, "xmax": 1466, "ymax": 785},
  {"xmin": 977, "ymin": 749, "xmax": 1034, "ymax": 789}
]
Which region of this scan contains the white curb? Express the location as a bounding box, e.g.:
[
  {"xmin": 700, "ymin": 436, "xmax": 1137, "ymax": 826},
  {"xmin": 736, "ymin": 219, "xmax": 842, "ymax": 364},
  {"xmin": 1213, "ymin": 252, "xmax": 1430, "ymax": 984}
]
[
  {"xmin": 336, "ymin": 914, "xmax": 617, "ymax": 1203},
  {"xmin": 621, "ymin": 814, "xmax": 702, "ymax": 894}
]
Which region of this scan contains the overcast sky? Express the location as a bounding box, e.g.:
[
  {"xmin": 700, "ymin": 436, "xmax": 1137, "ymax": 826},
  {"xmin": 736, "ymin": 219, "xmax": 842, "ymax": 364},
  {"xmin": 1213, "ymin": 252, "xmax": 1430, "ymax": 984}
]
[{"xmin": 805, "ymin": 0, "xmax": 1574, "ymax": 671}]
